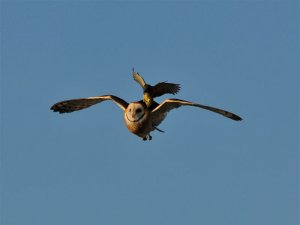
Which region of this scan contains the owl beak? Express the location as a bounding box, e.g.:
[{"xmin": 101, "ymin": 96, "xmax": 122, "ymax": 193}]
[{"xmin": 132, "ymin": 113, "xmax": 136, "ymax": 118}]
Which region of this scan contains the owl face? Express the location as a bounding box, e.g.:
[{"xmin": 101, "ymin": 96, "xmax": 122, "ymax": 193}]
[
  {"xmin": 124, "ymin": 102, "xmax": 152, "ymax": 140},
  {"xmin": 125, "ymin": 102, "xmax": 146, "ymax": 122}
]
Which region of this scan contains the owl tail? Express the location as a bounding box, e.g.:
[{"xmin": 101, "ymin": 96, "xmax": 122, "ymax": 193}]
[{"xmin": 154, "ymin": 126, "xmax": 165, "ymax": 133}]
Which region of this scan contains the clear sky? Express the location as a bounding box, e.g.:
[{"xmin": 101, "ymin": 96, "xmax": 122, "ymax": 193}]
[{"xmin": 1, "ymin": 1, "xmax": 299, "ymax": 225}]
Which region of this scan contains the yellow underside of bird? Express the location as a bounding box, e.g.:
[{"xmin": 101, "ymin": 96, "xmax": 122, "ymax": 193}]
[{"xmin": 143, "ymin": 92, "xmax": 153, "ymax": 108}]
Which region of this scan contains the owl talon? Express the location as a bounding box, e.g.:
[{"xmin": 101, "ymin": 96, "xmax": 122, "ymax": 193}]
[{"xmin": 142, "ymin": 135, "xmax": 152, "ymax": 141}]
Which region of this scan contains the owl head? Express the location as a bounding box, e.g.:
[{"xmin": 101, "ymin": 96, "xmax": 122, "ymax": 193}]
[
  {"xmin": 124, "ymin": 102, "xmax": 152, "ymax": 140},
  {"xmin": 125, "ymin": 102, "xmax": 147, "ymax": 122}
]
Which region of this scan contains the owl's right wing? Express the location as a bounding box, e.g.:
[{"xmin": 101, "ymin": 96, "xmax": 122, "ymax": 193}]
[{"xmin": 50, "ymin": 95, "xmax": 128, "ymax": 113}]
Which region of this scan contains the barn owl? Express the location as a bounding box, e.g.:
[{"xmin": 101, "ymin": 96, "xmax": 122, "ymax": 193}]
[
  {"xmin": 50, "ymin": 95, "xmax": 242, "ymax": 141},
  {"xmin": 132, "ymin": 69, "xmax": 180, "ymax": 108}
]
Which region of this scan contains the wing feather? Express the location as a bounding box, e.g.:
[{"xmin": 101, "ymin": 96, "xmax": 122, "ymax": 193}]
[
  {"xmin": 151, "ymin": 82, "xmax": 181, "ymax": 97},
  {"xmin": 151, "ymin": 98, "xmax": 242, "ymax": 126},
  {"xmin": 132, "ymin": 69, "xmax": 147, "ymax": 90},
  {"xmin": 50, "ymin": 95, "xmax": 128, "ymax": 113}
]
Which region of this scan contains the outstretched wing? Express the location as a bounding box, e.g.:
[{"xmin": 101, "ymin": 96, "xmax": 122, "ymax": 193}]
[
  {"xmin": 132, "ymin": 69, "xmax": 147, "ymax": 90},
  {"xmin": 151, "ymin": 82, "xmax": 181, "ymax": 97},
  {"xmin": 151, "ymin": 98, "xmax": 242, "ymax": 126},
  {"xmin": 50, "ymin": 95, "xmax": 128, "ymax": 113}
]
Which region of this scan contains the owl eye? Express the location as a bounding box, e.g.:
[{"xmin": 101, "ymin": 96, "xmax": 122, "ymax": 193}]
[{"xmin": 136, "ymin": 108, "xmax": 142, "ymax": 113}]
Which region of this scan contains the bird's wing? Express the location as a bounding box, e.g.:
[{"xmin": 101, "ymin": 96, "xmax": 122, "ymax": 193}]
[
  {"xmin": 151, "ymin": 98, "xmax": 242, "ymax": 126},
  {"xmin": 132, "ymin": 69, "xmax": 147, "ymax": 90},
  {"xmin": 151, "ymin": 82, "xmax": 181, "ymax": 97},
  {"xmin": 50, "ymin": 95, "xmax": 128, "ymax": 113}
]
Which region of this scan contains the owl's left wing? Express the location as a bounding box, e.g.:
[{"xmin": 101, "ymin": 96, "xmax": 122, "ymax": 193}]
[
  {"xmin": 151, "ymin": 98, "xmax": 242, "ymax": 126},
  {"xmin": 50, "ymin": 95, "xmax": 128, "ymax": 113}
]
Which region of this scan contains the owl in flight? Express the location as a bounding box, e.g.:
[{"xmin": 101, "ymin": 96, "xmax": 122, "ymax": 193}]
[
  {"xmin": 132, "ymin": 68, "xmax": 180, "ymax": 108},
  {"xmin": 51, "ymin": 94, "xmax": 242, "ymax": 141}
]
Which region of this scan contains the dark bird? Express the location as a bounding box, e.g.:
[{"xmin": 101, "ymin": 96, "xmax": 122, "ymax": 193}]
[{"xmin": 132, "ymin": 68, "xmax": 180, "ymax": 108}]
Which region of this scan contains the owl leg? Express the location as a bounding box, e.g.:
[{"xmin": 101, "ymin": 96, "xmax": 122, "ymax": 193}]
[{"xmin": 142, "ymin": 134, "xmax": 152, "ymax": 141}]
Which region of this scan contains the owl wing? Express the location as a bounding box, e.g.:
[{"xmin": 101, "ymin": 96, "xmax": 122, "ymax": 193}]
[
  {"xmin": 132, "ymin": 69, "xmax": 147, "ymax": 90},
  {"xmin": 151, "ymin": 82, "xmax": 181, "ymax": 97},
  {"xmin": 50, "ymin": 95, "xmax": 128, "ymax": 113},
  {"xmin": 151, "ymin": 98, "xmax": 242, "ymax": 126}
]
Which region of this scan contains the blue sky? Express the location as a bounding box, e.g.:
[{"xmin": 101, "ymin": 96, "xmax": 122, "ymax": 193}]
[{"xmin": 1, "ymin": 1, "xmax": 299, "ymax": 225}]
